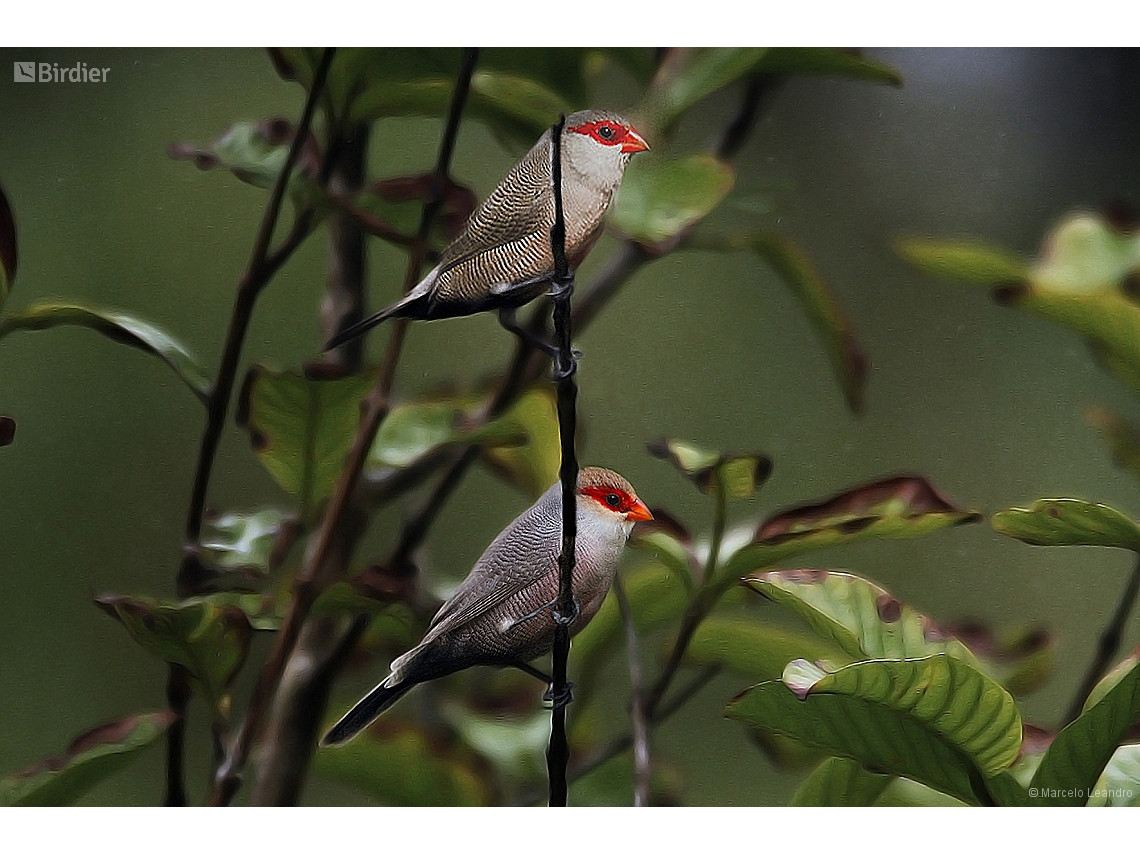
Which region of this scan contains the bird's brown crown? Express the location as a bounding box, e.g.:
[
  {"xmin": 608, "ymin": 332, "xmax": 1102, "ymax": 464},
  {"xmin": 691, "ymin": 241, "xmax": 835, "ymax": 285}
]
[{"xmin": 576, "ymin": 467, "xmax": 650, "ymax": 519}]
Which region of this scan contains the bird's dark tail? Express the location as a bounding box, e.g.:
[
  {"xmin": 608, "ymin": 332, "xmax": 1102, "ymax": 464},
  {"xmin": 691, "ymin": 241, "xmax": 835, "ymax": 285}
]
[
  {"xmin": 320, "ymin": 679, "xmax": 415, "ymax": 747},
  {"xmin": 322, "ymin": 302, "xmax": 403, "ymax": 352}
]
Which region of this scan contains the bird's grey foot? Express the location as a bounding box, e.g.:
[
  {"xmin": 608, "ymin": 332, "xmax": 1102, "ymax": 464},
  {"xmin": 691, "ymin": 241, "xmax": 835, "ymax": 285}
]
[
  {"xmin": 547, "ymin": 277, "xmax": 574, "ymax": 301},
  {"xmin": 551, "ymin": 597, "xmax": 580, "ymax": 627},
  {"xmin": 498, "ymin": 308, "xmax": 559, "ymax": 356},
  {"xmin": 543, "ymin": 680, "xmax": 576, "ymax": 709}
]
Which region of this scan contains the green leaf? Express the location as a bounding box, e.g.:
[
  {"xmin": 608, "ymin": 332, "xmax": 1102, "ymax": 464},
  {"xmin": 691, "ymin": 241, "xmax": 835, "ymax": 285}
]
[
  {"xmin": 726, "ymin": 655, "xmax": 1022, "ymax": 804},
  {"xmin": 481, "ymin": 385, "xmax": 561, "ymax": 499},
  {"xmin": 992, "ymin": 498, "xmax": 1140, "ymax": 552},
  {"xmin": 610, "ymin": 155, "xmax": 735, "ymax": 246},
  {"xmin": 685, "ymin": 616, "xmax": 850, "ymax": 682},
  {"xmin": 646, "ymin": 437, "xmax": 772, "ymax": 500},
  {"xmin": 1031, "ymin": 649, "xmax": 1140, "ymax": 805},
  {"xmin": 722, "ymin": 474, "xmax": 982, "ymax": 583},
  {"xmin": 313, "ymin": 719, "xmax": 491, "ymax": 806},
  {"xmin": 900, "ymin": 215, "xmax": 1140, "ymax": 398},
  {"xmin": 351, "ymin": 71, "xmax": 571, "ymax": 145},
  {"xmin": 200, "ymin": 508, "xmax": 292, "ymax": 576},
  {"xmin": 1083, "ymin": 647, "xmax": 1140, "ymax": 712},
  {"xmin": 368, "ymin": 398, "xmax": 523, "ymax": 473},
  {"xmin": 237, "ymin": 366, "xmax": 373, "ymax": 515},
  {"xmin": 0, "ymin": 303, "xmax": 210, "ymax": 405},
  {"xmin": 945, "ymin": 620, "xmax": 1056, "ymax": 697},
  {"xmin": 0, "ymin": 712, "xmax": 174, "ymax": 806},
  {"xmin": 0, "ymin": 181, "xmax": 16, "ymax": 312},
  {"xmin": 168, "ymin": 119, "xmax": 318, "ymax": 194},
  {"xmin": 1087, "ymin": 406, "xmax": 1140, "ymax": 486},
  {"xmin": 751, "ymin": 48, "xmax": 903, "ymax": 86},
  {"xmin": 641, "ymin": 48, "xmax": 769, "ymax": 133},
  {"xmin": 1088, "ymin": 743, "xmax": 1140, "ymax": 806},
  {"xmin": 749, "ymin": 232, "xmax": 868, "ymax": 413},
  {"xmin": 790, "ymin": 756, "xmax": 892, "ymax": 806},
  {"xmin": 744, "ymin": 570, "xmax": 981, "ymax": 666},
  {"xmin": 896, "ymin": 236, "xmax": 1030, "ymax": 284},
  {"xmin": 95, "ymin": 595, "xmax": 253, "ymax": 713}
]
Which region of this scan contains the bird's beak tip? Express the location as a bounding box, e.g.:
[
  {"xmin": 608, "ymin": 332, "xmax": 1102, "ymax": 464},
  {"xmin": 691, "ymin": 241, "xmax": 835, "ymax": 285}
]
[
  {"xmin": 622, "ymin": 129, "xmax": 650, "ymax": 154},
  {"xmin": 627, "ymin": 500, "xmax": 654, "ymax": 522}
]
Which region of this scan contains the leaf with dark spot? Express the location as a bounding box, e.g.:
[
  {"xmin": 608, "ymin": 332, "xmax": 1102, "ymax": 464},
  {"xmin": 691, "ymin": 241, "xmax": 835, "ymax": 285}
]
[
  {"xmin": 993, "ymin": 498, "xmax": 1140, "ymax": 552},
  {"xmin": 313, "ymin": 718, "xmax": 492, "ymax": 805},
  {"xmin": 0, "ymin": 303, "xmax": 210, "ymax": 405},
  {"xmin": 721, "ymin": 475, "xmax": 980, "ymax": 581},
  {"xmin": 169, "ymin": 119, "xmax": 321, "ymax": 194},
  {"xmin": 0, "ymin": 181, "xmax": 16, "ymax": 311},
  {"xmin": 95, "ymin": 595, "xmax": 253, "ymax": 714},
  {"xmin": 0, "ymin": 416, "xmax": 14, "ymax": 447},
  {"xmin": 745, "ymin": 570, "xmax": 982, "ymax": 667},
  {"xmin": 0, "ymin": 711, "xmax": 174, "ymax": 806},
  {"xmin": 726, "ymin": 655, "xmax": 1023, "ymax": 805},
  {"xmin": 647, "ymin": 437, "xmax": 771, "ymax": 500}
]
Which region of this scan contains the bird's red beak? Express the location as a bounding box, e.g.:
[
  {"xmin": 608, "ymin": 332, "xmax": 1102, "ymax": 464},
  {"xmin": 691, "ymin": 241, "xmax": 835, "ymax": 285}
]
[
  {"xmin": 625, "ymin": 499, "xmax": 654, "ymax": 522},
  {"xmin": 621, "ymin": 128, "xmax": 650, "ymax": 154}
]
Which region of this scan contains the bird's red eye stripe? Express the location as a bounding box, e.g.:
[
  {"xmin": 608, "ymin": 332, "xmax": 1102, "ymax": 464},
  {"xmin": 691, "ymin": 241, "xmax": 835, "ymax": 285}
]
[
  {"xmin": 568, "ymin": 120, "xmax": 631, "ymax": 147},
  {"xmin": 582, "ymin": 485, "xmax": 634, "ymax": 512}
]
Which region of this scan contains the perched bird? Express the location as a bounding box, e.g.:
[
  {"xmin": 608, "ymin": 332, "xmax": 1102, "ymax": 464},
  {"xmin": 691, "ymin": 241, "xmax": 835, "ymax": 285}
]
[
  {"xmin": 323, "ymin": 109, "xmax": 649, "ymax": 352},
  {"xmin": 321, "ymin": 466, "xmax": 652, "ymax": 746}
]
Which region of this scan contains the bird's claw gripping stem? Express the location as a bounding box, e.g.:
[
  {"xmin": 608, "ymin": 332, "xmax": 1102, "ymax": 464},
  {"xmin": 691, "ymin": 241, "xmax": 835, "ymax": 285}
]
[
  {"xmin": 543, "ymin": 680, "xmax": 576, "ymax": 710},
  {"xmin": 552, "ymin": 597, "xmax": 580, "ymax": 627}
]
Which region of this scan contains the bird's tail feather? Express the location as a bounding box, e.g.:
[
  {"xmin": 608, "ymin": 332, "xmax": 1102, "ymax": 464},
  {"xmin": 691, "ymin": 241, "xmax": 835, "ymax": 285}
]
[
  {"xmin": 320, "ymin": 678, "xmax": 415, "ymax": 747},
  {"xmin": 322, "ymin": 301, "xmax": 404, "ymax": 352}
]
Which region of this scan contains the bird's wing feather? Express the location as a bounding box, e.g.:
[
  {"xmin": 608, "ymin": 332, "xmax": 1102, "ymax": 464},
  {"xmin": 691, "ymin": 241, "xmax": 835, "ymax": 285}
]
[
  {"xmin": 435, "ymin": 136, "xmax": 553, "ymax": 275},
  {"xmin": 423, "ymin": 491, "xmax": 560, "ymax": 640}
]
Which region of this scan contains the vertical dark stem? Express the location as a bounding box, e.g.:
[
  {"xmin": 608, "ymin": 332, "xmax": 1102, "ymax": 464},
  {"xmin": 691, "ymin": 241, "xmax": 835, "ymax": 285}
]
[
  {"xmin": 545, "ymin": 113, "xmax": 577, "ymax": 808},
  {"xmin": 1063, "ymin": 556, "xmax": 1140, "ymax": 725},
  {"xmin": 163, "ymin": 665, "xmax": 191, "ymax": 806}
]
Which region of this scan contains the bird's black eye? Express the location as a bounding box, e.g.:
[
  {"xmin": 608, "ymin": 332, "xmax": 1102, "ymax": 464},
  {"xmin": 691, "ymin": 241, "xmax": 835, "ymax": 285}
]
[
  {"xmin": 605, "ymin": 493, "xmax": 622, "ymax": 508},
  {"xmin": 597, "ymin": 125, "xmax": 614, "ymax": 140}
]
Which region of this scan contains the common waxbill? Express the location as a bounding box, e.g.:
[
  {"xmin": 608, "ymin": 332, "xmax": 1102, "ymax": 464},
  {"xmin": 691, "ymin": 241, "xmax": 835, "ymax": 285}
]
[
  {"xmin": 321, "ymin": 466, "xmax": 652, "ymax": 746},
  {"xmin": 323, "ymin": 109, "xmax": 649, "ymax": 352}
]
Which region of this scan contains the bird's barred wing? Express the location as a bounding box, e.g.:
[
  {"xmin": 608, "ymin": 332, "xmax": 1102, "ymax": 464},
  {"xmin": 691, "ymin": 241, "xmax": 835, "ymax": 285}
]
[
  {"xmin": 423, "ymin": 501, "xmax": 560, "ymax": 641},
  {"xmin": 434, "ymin": 138, "xmax": 554, "ymax": 279}
]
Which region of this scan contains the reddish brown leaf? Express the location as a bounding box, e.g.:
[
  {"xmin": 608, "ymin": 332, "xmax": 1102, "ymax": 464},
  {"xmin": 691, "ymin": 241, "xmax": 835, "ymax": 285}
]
[
  {"xmin": 0, "ymin": 416, "xmax": 14, "ymax": 447},
  {"xmin": 755, "ymin": 474, "xmax": 980, "ymax": 545}
]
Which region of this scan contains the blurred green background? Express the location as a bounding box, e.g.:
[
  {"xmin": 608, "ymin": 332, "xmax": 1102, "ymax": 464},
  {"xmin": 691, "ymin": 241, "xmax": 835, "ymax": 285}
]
[{"xmin": 2, "ymin": 47, "xmax": 1139, "ymax": 805}]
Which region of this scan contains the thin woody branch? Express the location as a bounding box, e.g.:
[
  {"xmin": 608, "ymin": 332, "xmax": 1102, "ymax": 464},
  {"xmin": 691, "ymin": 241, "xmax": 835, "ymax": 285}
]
[
  {"xmin": 614, "ymin": 574, "xmax": 651, "ymax": 806},
  {"xmin": 166, "ymin": 46, "xmax": 335, "ymax": 807},
  {"xmin": 206, "ymin": 48, "xmax": 479, "ymax": 807}
]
